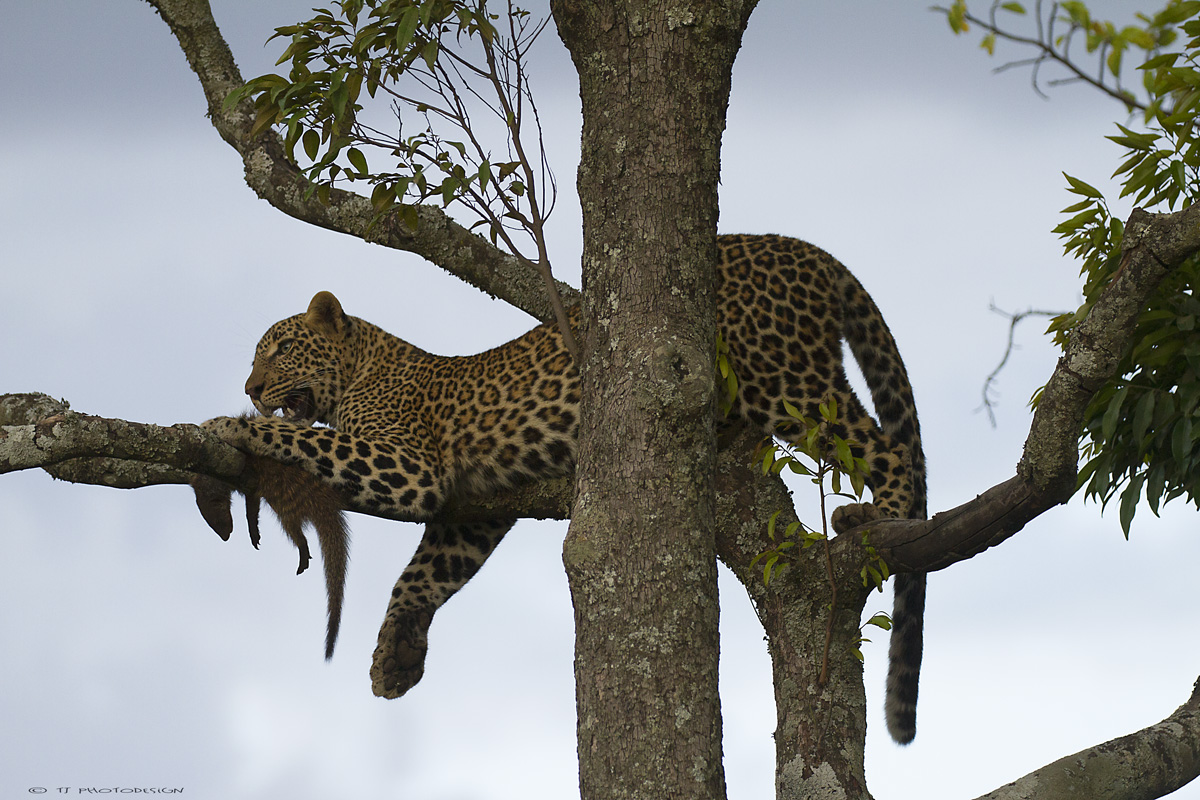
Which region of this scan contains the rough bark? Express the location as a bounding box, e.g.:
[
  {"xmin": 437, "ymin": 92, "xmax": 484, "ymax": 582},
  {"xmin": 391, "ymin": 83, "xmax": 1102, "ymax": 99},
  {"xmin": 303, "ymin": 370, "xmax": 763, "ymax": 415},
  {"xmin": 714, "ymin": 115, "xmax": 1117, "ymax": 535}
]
[
  {"xmin": 0, "ymin": 394, "xmax": 243, "ymax": 486},
  {"xmin": 551, "ymin": 3, "xmax": 755, "ymax": 799},
  {"xmin": 715, "ymin": 424, "xmax": 872, "ymax": 799}
]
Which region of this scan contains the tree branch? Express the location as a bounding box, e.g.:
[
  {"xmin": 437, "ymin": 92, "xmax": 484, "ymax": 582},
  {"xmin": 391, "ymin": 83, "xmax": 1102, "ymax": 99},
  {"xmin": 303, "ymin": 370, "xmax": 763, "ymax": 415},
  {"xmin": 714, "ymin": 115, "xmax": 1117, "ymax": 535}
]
[
  {"xmin": 973, "ymin": 676, "xmax": 1200, "ymax": 800},
  {"xmin": 836, "ymin": 204, "xmax": 1200, "ymax": 573},
  {"xmin": 142, "ymin": 0, "xmax": 577, "ymax": 323},
  {"xmin": 0, "ymin": 393, "xmax": 245, "ymax": 484}
]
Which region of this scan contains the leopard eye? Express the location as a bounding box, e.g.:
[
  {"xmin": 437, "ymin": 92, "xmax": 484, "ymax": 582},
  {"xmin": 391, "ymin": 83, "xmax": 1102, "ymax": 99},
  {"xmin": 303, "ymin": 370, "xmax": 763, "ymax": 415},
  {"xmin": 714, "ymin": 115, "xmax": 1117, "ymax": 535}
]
[{"xmin": 274, "ymin": 339, "xmax": 294, "ymax": 357}]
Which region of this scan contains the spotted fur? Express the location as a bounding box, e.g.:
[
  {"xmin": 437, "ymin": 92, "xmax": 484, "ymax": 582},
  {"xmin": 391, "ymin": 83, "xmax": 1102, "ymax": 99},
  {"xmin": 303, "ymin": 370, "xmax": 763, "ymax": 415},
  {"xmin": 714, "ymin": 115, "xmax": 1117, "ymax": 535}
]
[{"xmin": 202, "ymin": 233, "xmax": 927, "ymax": 741}]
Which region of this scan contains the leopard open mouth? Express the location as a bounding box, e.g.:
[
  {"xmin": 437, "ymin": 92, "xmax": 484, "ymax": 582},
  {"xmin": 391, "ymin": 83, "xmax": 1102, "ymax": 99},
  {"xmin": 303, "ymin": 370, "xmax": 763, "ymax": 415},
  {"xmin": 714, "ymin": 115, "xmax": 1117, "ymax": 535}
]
[{"xmin": 273, "ymin": 389, "xmax": 317, "ymax": 425}]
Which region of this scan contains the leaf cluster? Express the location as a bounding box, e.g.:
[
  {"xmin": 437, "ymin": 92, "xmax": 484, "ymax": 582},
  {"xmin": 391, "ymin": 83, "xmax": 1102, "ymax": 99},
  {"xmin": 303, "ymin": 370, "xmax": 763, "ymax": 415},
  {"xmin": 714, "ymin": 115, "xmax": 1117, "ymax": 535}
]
[
  {"xmin": 225, "ymin": 0, "xmax": 553, "ymax": 252},
  {"xmin": 749, "ymin": 398, "xmax": 873, "ymax": 584},
  {"xmin": 851, "ymin": 612, "xmax": 892, "ymax": 664}
]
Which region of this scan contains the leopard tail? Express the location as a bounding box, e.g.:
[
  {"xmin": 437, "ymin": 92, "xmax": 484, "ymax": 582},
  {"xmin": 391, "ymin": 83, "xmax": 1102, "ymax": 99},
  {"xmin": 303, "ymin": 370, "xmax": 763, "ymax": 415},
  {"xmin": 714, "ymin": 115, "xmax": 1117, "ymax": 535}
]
[
  {"xmin": 839, "ymin": 271, "xmax": 927, "ymax": 746},
  {"xmin": 315, "ymin": 508, "xmax": 351, "ymax": 661}
]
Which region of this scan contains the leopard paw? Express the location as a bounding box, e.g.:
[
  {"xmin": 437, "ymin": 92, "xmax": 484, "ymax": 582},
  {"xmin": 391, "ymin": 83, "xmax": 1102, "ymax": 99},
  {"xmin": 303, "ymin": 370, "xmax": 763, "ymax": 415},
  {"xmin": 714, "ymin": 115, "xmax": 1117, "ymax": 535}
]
[
  {"xmin": 831, "ymin": 502, "xmax": 882, "ymax": 534},
  {"xmin": 200, "ymin": 415, "xmax": 247, "ymax": 442},
  {"xmin": 370, "ymin": 607, "xmax": 435, "ymax": 699}
]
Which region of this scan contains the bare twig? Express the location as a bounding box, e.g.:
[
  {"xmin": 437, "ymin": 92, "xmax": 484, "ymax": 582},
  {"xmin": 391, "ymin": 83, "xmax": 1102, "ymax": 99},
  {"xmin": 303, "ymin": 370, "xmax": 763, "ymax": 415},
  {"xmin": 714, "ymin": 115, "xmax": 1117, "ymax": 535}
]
[
  {"xmin": 978, "ymin": 303, "xmax": 1064, "ymax": 427},
  {"xmin": 346, "ymin": 1, "xmax": 576, "ymax": 358}
]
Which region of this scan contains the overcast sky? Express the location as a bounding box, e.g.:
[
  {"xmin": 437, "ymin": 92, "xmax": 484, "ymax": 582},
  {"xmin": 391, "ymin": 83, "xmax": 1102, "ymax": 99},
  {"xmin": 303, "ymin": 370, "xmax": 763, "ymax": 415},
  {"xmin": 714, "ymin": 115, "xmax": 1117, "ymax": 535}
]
[{"xmin": 3, "ymin": 2, "xmax": 1199, "ymax": 799}]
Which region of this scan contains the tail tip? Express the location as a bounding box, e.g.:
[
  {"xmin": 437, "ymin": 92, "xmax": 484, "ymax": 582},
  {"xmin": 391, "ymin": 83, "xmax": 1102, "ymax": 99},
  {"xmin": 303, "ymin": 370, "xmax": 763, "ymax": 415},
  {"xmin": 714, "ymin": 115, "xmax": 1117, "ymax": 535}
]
[{"xmin": 885, "ymin": 702, "xmax": 916, "ymax": 745}]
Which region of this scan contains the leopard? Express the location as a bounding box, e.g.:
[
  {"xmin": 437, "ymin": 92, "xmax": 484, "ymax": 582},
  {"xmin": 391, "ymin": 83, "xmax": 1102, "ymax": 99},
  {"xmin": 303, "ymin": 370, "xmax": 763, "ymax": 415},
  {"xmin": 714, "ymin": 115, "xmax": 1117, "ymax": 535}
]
[
  {"xmin": 199, "ymin": 233, "xmax": 928, "ymax": 744},
  {"xmin": 192, "ymin": 436, "xmax": 351, "ymax": 661}
]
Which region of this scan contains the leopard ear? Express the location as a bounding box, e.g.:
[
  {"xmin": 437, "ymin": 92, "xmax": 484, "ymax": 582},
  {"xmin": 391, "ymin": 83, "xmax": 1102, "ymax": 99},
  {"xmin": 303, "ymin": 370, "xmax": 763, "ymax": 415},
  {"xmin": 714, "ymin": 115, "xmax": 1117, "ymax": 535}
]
[{"xmin": 305, "ymin": 291, "xmax": 349, "ymax": 338}]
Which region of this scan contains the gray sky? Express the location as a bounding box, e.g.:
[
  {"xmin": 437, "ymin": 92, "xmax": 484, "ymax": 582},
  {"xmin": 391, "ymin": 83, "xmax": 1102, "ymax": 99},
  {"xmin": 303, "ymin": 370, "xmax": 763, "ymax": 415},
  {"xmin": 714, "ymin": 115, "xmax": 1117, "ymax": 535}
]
[{"xmin": 3, "ymin": 2, "xmax": 1198, "ymax": 799}]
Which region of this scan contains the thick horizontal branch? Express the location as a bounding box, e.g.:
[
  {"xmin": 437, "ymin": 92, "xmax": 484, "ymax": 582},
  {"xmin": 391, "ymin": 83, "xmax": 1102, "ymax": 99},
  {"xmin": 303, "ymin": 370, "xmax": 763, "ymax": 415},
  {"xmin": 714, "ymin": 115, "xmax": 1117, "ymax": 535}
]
[
  {"xmin": 846, "ymin": 477, "xmax": 1029, "ymax": 573},
  {"xmin": 837, "ymin": 205, "xmax": 1200, "ymax": 573},
  {"xmin": 143, "ymin": 0, "xmax": 577, "ymax": 323},
  {"xmin": 0, "ymin": 393, "xmax": 245, "ymax": 482},
  {"xmin": 973, "ymin": 676, "xmax": 1200, "ymax": 800},
  {"xmin": 0, "ymin": 392, "xmax": 572, "ymax": 524}
]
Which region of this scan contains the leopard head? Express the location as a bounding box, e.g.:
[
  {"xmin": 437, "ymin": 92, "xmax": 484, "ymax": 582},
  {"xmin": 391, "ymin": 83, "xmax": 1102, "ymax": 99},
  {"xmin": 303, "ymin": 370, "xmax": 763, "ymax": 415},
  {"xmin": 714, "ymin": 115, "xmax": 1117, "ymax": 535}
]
[{"xmin": 245, "ymin": 291, "xmax": 352, "ymax": 427}]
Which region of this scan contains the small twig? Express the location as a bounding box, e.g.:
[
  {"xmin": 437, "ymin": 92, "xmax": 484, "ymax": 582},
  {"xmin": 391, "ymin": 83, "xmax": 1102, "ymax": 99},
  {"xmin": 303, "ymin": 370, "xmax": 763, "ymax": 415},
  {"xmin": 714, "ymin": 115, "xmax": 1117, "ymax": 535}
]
[
  {"xmin": 978, "ymin": 303, "xmax": 1064, "ymax": 427},
  {"xmin": 816, "ymin": 433, "xmax": 837, "ymax": 687}
]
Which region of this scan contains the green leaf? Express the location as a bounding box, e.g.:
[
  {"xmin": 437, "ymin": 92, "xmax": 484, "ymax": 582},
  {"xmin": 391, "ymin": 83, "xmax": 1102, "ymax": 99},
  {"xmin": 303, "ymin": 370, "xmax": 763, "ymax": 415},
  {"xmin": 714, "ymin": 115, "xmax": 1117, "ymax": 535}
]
[
  {"xmin": 786, "ymin": 460, "xmax": 813, "ymax": 477},
  {"xmin": 761, "ymin": 444, "xmax": 776, "ymax": 475},
  {"xmin": 1140, "ymin": 52, "xmax": 1181, "ymax": 71},
  {"xmin": 303, "ymin": 129, "xmax": 320, "ymax": 161},
  {"xmin": 422, "ymin": 39, "xmax": 440, "ymax": 69},
  {"xmin": 395, "ymin": 7, "xmax": 420, "ymax": 53},
  {"xmin": 865, "ymin": 612, "xmax": 892, "ymax": 630},
  {"xmin": 835, "ymin": 437, "xmax": 853, "ymax": 470},
  {"xmin": 1064, "ymin": 172, "xmax": 1105, "ymax": 198},
  {"xmin": 947, "ymin": 0, "xmax": 969, "ymax": 33},
  {"xmin": 1102, "ymin": 384, "xmax": 1129, "ymax": 442},
  {"xmin": 398, "ymin": 203, "xmax": 419, "ymax": 232},
  {"xmin": 1118, "ymin": 473, "xmax": 1144, "ymax": 537},
  {"xmin": 1132, "ymin": 390, "xmax": 1155, "ymax": 444},
  {"xmin": 1173, "ymin": 416, "xmax": 1194, "ymax": 464},
  {"xmin": 347, "ymin": 146, "xmax": 368, "ymax": 176},
  {"xmin": 370, "ymin": 182, "xmax": 395, "ymax": 212}
]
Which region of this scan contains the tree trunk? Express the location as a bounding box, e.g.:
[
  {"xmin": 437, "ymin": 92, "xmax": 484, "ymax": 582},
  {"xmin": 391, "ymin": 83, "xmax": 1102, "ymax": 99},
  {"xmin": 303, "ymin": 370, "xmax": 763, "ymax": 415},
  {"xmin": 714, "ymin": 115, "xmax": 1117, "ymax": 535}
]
[{"xmin": 551, "ymin": 2, "xmax": 755, "ymax": 798}]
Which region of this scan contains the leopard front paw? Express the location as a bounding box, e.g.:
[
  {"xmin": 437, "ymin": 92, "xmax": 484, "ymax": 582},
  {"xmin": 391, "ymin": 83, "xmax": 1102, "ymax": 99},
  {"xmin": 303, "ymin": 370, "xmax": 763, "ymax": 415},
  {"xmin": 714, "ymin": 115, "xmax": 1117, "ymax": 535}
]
[
  {"xmin": 370, "ymin": 607, "xmax": 434, "ymax": 699},
  {"xmin": 831, "ymin": 502, "xmax": 882, "ymax": 534},
  {"xmin": 200, "ymin": 415, "xmax": 249, "ymax": 443}
]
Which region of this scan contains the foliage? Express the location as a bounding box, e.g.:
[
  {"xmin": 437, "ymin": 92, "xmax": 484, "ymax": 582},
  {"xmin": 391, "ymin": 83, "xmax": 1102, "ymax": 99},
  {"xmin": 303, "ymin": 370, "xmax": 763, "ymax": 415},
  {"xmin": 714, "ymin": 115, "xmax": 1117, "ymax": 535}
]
[
  {"xmin": 944, "ymin": 1, "xmax": 1200, "ymax": 534},
  {"xmin": 853, "ymin": 612, "xmax": 893, "ymax": 665},
  {"xmin": 751, "ymin": 397, "xmax": 889, "ymax": 585},
  {"xmin": 750, "ymin": 397, "xmax": 871, "ymax": 585},
  {"xmin": 749, "ymin": 399, "xmax": 891, "ymax": 665},
  {"xmin": 226, "ymin": 0, "xmax": 555, "ymax": 264},
  {"xmin": 715, "ymin": 332, "xmax": 739, "ymax": 418}
]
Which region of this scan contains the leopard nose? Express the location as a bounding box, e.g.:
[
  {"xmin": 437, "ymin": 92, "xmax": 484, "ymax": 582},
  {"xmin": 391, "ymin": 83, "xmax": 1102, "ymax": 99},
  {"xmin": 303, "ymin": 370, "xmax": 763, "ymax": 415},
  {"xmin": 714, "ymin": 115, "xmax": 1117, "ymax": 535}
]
[{"xmin": 245, "ymin": 378, "xmax": 263, "ymax": 402}]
